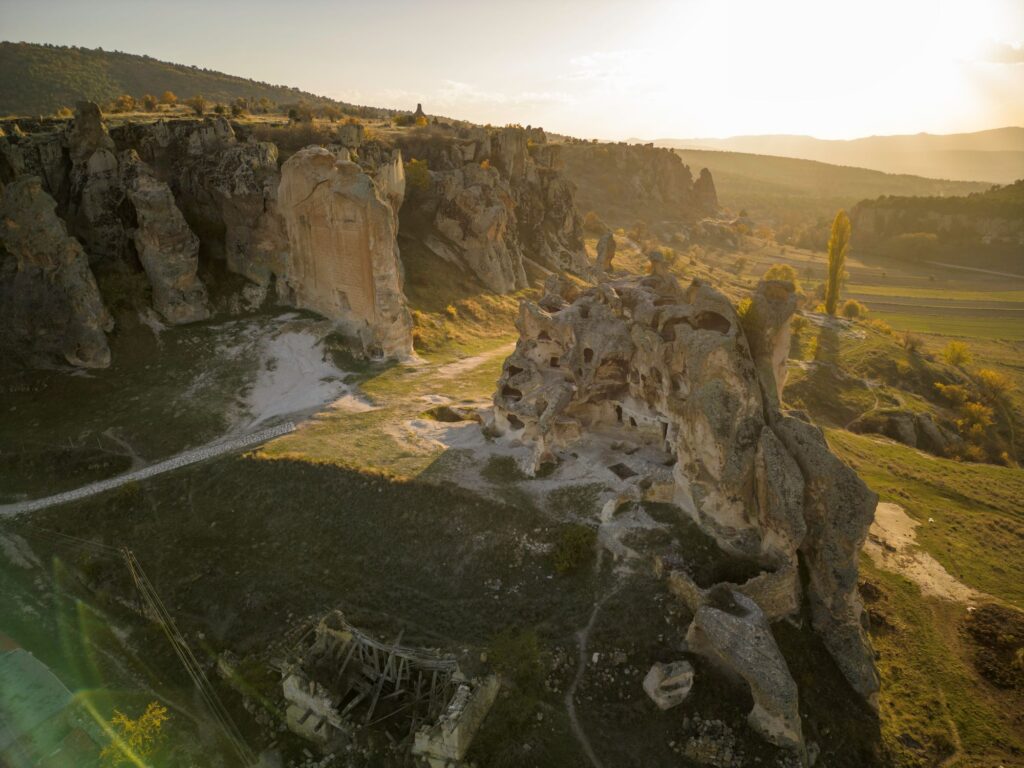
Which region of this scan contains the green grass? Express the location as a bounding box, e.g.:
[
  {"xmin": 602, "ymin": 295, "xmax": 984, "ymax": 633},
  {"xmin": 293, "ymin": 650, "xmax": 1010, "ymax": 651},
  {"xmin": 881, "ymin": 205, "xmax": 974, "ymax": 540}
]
[
  {"xmin": 829, "ymin": 430, "xmax": 1024, "ymax": 606},
  {"xmin": 849, "ymin": 284, "xmax": 1024, "ymax": 303},
  {"xmin": 861, "ymin": 562, "xmax": 1024, "ymax": 767},
  {"xmin": 873, "ymin": 311, "xmax": 1024, "ymax": 341}
]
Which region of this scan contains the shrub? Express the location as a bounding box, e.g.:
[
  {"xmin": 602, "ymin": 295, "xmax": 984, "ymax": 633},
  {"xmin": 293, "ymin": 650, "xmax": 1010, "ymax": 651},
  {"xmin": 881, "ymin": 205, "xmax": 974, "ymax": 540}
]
[
  {"xmin": 840, "ymin": 299, "xmax": 868, "ymax": 320},
  {"xmin": 763, "ymin": 263, "xmax": 801, "ymax": 292},
  {"xmin": 159, "ymin": 91, "xmax": 177, "ymax": 106},
  {"xmin": 100, "ymin": 701, "xmax": 170, "ymax": 766},
  {"xmin": 942, "ymin": 341, "xmax": 972, "ymax": 367},
  {"xmin": 185, "ymin": 95, "xmax": 207, "ymax": 116},
  {"xmin": 415, "ymin": 115, "xmax": 429, "ymax": 127},
  {"xmin": 111, "ymin": 94, "xmax": 136, "ymax": 113},
  {"xmin": 790, "ymin": 314, "xmax": 809, "ymax": 336},
  {"xmin": 444, "ymin": 304, "xmax": 458, "ymax": 319},
  {"xmin": 404, "ymin": 158, "xmax": 431, "ymax": 193},
  {"xmin": 142, "ymin": 94, "xmax": 157, "ymax": 111},
  {"xmin": 551, "ymin": 524, "xmax": 596, "ymax": 575},
  {"xmin": 934, "ymin": 382, "xmax": 971, "ymax": 406},
  {"xmin": 55, "ymin": 106, "xmax": 73, "ymax": 118},
  {"xmin": 866, "ymin": 318, "xmax": 893, "ymax": 335},
  {"xmin": 974, "ymin": 368, "xmax": 1011, "ymax": 402},
  {"xmin": 213, "ymin": 104, "xmax": 226, "ymax": 115}
]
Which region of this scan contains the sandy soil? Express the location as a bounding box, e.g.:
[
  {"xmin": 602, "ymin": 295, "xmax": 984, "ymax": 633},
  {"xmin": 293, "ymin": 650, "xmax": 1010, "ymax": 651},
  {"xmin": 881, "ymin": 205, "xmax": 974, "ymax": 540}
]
[{"xmin": 864, "ymin": 502, "xmax": 986, "ymax": 604}]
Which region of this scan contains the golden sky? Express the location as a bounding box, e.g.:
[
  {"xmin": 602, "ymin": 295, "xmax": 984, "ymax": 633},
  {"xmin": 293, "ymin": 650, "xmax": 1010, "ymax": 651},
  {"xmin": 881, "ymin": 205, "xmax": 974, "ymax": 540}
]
[{"xmin": 3, "ymin": 0, "xmax": 1023, "ymax": 139}]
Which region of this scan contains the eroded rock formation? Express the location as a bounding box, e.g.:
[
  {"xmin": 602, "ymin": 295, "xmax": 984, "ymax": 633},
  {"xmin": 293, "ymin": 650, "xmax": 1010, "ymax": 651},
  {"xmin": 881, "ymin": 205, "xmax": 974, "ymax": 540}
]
[
  {"xmin": 491, "ymin": 267, "xmax": 880, "ymax": 751},
  {"xmin": 0, "ymin": 176, "xmax": 113, "ymax": 367},
  {"xmin": 395, "ymin": 125, "xmax": 589, "ymax": 292},
  {"xmin": 559, "ymin": 141, "xmax": 719, "ymax": 228},
  {"xmin": 278, "ymin": 147, "xmax": 413, "ymax": 359}
]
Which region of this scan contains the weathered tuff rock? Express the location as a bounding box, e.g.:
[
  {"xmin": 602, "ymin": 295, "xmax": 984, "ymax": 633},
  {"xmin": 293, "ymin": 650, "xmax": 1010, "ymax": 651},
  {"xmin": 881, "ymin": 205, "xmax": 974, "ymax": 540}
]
[
  {"xmin": 0, "ymin": 176, "xmax": 112, "ymax": 367},
  {"xmin": 686, "ymin": 588, "xmax": 802, "ymax": 749},
  {"xmin": 120, "ymin": 151, "xmax": 210, "ymax": 324},
  {"xmin": 559, "ymin": 141, "xmax": 719, "ymax": 226},
  {"xmin": 849, "ymin": 408, "xmax": 962, "ymax": 457},
  {"xmin": 395, "ymin": 126, "xmax": 589, "ymax": 292},
  {"xmin": 278, "ymin": 147, "xmax": 413, "ymax": 359},
  {"xmin": 491, "ymin": 269, "xmax": 879, "ymax": 732},
  {"xmin": 596, "ymin": 232, "xmax": 617, "ymax": 273}
]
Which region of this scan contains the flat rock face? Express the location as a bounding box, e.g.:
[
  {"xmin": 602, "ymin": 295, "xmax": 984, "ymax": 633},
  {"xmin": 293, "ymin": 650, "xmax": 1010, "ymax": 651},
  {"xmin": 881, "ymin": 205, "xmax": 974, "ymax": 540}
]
[
  {"xmin": 0, "ymin": 176, "xmax": 112, "ymax": 368},
  {"xmin": 278, "ymin": 147, "xmax": 413, "ymax": 359},
  {"xmin": 491, "ymin": 270, "xmax": 880, "ymax": 731}
]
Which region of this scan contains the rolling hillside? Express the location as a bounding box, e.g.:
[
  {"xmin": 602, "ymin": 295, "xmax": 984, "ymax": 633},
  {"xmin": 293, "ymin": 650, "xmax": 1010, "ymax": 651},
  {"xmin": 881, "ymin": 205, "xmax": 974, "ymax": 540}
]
[
  {"xmin": 0, "ymin": 41, "xmax": 394, "ymax": 117},
  {"xmin": 673, "ymin": 147, "xmax": 991, "ymax": 247},
  {"xmin": 657, "ymin": 128, "xmax": 1024, "ymax": 184}
]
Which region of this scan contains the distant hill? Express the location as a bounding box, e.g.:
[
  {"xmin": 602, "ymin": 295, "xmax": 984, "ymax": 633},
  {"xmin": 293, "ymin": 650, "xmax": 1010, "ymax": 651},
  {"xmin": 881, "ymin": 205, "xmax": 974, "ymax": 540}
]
[
  {"xmin": 852, "ymin": 179, "xmax": 1024, "ymax": 274},
  {"xmin": 0, "ymin": 41, "xmax": 395, "ymax": 117},
  {"xmin": 653, "ymin": 128, "xmax": 1024, "ymax": 184},
  {"xmin": 673, "ymin": 147, "xmax": 990, "ymax": 249}
]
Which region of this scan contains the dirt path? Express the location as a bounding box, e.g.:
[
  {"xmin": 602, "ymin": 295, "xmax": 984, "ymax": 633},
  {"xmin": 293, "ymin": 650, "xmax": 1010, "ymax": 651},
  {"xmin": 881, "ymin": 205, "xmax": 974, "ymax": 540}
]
[
  {"xmin": 863, "ymin": 502, "xmax": 986, "ymax": 604},
  {"xmin": 0, "ymin": 422, "xmax": 295, "ymax": 517},
  {"xmin": 432, "ymin": 342, "xmax": 516, "ymax": 379}
]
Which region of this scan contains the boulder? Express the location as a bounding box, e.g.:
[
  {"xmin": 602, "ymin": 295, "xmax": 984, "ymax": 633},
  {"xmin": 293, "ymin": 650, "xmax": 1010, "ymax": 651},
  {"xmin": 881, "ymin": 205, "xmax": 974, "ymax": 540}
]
[
  {"xmin": 686, "ymin": 588, "xmax": 803, "ymax": 750},
  {"xmin": 643, "ymin": 660, "xmax": 694, "ymax": 710},
  {"xmin": 0, "ymin": 176, "xmax": 112, "ymax": 367}
]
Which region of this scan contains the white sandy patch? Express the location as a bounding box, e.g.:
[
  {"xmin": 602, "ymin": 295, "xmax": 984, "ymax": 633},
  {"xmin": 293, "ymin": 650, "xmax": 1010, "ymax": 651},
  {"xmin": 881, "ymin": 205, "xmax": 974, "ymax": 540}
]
[
  {"xmin": 243, "ymin": 326, "xmax": 371, "ymax": 428},
  {"xmin": 864, "ymin": 502, "xmax": 986, "ymax": 604}
]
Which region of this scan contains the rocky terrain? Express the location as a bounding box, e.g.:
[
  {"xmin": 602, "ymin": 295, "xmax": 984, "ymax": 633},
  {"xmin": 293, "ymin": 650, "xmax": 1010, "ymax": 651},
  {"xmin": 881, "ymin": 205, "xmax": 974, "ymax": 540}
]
[
  {"xmin": 491, "ymin": 264, "xmax": 881, "ymax": 759},
  {"xmin": 559, "ymin": 140, "xmax": 719, "ymax": 232},
  {"xmin": 0, "ymin": 104, "xmax": 619, "ymax": 367}
]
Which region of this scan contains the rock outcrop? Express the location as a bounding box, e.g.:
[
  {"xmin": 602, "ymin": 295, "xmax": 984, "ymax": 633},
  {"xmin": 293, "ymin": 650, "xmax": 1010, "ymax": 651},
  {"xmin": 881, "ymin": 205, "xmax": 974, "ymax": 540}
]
[
  {"xmin": 559, "ymin": 141, "xmax": 718, "ymax": 229},
  {"xmin": 395, "ymin": 125, "xmax": 589, "ymax": 292},
  {"xmin": 491, "ymin": 268, "xmax": 880, "ymax": 733},
  {"xmin": 685, "ymin": 588, "xmax": 802, "ymax": 749},
  {"xmin": 121, "ymin": 151, "xmax": 210, "ymax": 324},
  {"xmin": 278, "ymin": 147, "xmax": 413, "ymax": 358},
  {"xmin": 0, "ymin": 176, "xmax": 113, "ymax": 367},
  {"xmin": 596, "ymin": 232, "xmax": 616, "ymax": 273}
]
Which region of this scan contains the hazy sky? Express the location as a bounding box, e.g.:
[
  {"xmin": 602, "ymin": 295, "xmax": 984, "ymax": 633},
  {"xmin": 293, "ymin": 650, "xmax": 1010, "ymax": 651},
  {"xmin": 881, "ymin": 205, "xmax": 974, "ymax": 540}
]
[{"xmin": 2, "ymin": 0, "xmax": 1023, "ymax": 139}]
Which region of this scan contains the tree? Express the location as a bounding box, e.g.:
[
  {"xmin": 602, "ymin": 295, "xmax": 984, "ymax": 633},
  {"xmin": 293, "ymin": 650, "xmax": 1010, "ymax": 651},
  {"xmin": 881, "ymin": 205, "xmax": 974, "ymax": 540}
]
[
  {"xmin": 142, "ymin": 94, "xmax": 157, "ymax": 111},
  {"xmin": 942, "ymin": 341, "xmax": 972, "ymax": 367},
  {"xmin": 824, "ymin": 210, "xmax": 851, "ymax": 315},
  {"xmin": 112, "ymin": 94, "xmax": 136, "ymax": 113},
  {"xmin": 185, "ymin": 95, "xmax": 207, "ymax": 116},
  {"xmin": 100, "ymin": 701, "xmax": 170, "ymax": 767},
  {"xmin": 159, "ymin": 91, "xmax": 177, "ymax": 106}
]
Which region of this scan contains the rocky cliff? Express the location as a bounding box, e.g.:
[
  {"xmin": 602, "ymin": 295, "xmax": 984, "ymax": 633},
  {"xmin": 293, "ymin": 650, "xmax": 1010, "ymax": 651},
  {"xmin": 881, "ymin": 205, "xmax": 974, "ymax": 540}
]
[
  {"xmin": 491, "ymin": 267, "xmax": 879, "ymax": 752},
  {"xmin": 394, "ymin": 125, "xmax": 590, "ymax": 293},
  {"xmin": 278, "ymin": 147, "xmax": 413, "ymax": 358},
  {"xmin": 558, "ymin": 141, "xmax": 719, "ymax": 230}
]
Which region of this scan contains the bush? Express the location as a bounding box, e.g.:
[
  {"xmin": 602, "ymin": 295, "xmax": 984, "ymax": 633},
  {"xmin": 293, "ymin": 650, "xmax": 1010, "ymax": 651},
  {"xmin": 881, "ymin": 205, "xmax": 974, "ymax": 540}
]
[
  {"xmin": 142, "ymin": 94, "xmax": 157, "ymax": 111},
  {"xmin": 934, "ymin": 382, "xmax": 972, "ymax": 406},
  {"xmin": 185, "ymin": 95, "xmax": 207, "ymax": 116},
  {"xmin": 763, "ymin": 263, "xmax": 801, "ymax": 292},
  {"xmin": 974, "ymin": 368, "xmax": 1011, "ymax": 402},
  {"xmin": 840, "ymin": 299, "xmax": 868, "ymax": 319},
  {"xmin": 790, "ymin": 314, "xmax": 809, "ymax": 336},
  {"xmin": 551, "ymin": 524, "xmax": 596, "ymax": 575},
  {"xmin": 159, "ymin": 90, "xmax": 177, "ymax": 106},
  {"xmin": 444, "ymin": 304, "xmax": 458, "ymax": 319},
  {"xmin": 405, "ymin": 158, "xmax": 431, "ymax": 193},
  {"xmin": 866, "ymin": 318, "xmax": 893, "ymax": 335},
  {"xmin": 942, "ymin": 341, "xmax": 972, "ymax": 367}
]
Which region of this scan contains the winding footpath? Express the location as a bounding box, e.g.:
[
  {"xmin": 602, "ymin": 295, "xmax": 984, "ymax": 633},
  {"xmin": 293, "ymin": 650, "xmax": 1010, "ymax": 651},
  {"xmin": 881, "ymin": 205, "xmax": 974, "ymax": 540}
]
[{"xmin": 0, "ymin": 422, "xmax": 295, "ymax": 517}]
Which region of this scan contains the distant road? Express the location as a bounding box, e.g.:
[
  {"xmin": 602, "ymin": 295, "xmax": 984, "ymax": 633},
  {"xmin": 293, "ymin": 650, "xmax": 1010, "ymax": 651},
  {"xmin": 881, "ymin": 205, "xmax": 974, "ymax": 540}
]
[{"xmin": 0, "ymin": 422, "xmax": 295, "ymax": 517}]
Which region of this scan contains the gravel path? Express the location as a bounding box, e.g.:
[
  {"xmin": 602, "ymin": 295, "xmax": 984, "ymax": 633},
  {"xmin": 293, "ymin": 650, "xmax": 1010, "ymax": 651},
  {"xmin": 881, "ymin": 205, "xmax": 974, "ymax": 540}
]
[{"xmin": 0, "ymin": 422, "xmax": 295, "ymax": 517}]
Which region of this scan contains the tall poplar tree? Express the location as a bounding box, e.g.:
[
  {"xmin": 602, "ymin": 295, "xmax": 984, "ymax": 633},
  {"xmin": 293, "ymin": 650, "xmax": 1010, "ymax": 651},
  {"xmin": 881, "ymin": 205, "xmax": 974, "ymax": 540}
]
[{"xmin": 825, "ymin": 210, "xmax": 851, "ymax": 316}]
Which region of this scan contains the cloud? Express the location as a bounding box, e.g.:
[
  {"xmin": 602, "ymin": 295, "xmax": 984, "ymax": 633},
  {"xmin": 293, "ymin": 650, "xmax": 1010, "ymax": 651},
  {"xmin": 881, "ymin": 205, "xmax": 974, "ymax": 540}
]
[
  {"xmin": 435, "ymin": 80, "xmax": 572, "ymax": 107},
  {"xmin": 562, "ymin": 49, "xmax": 654, "ymax": 84}
]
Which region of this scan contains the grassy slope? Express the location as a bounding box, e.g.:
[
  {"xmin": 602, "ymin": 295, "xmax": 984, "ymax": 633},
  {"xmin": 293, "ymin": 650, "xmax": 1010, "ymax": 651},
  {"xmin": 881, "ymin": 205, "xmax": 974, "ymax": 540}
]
[{"xmin": 0, "ymin": 41, "xmax": 390, "ymax": 116}]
